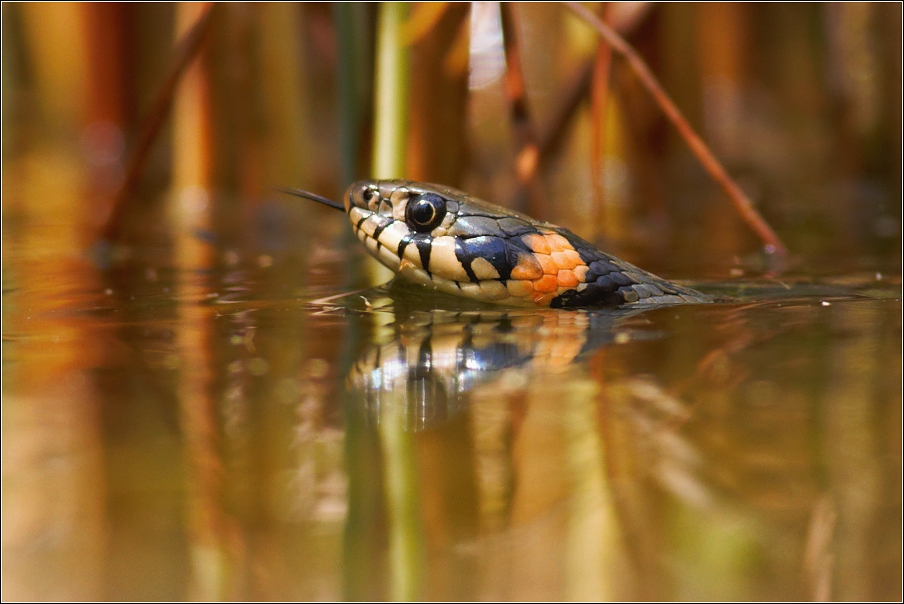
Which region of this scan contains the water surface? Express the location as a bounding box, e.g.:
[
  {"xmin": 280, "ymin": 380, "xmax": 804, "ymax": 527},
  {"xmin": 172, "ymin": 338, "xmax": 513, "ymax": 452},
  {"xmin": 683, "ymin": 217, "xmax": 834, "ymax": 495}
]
[{"xmin": 2, "ymin": 183, "xmax": 901, "ymax": 601}]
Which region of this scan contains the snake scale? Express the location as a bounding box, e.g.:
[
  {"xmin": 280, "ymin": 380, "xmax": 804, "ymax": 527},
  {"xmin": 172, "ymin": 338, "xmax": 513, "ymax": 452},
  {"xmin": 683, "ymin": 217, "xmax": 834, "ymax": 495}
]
[{"xmin": 283, "ymin": 180, "xmax": 712, "ymax": 308}]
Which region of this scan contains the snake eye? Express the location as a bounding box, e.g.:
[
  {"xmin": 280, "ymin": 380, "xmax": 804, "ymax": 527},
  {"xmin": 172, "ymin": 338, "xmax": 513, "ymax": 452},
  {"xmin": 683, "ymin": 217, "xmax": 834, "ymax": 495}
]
[
  {"xmin": 405, "ymin": 193, "xmax": 447, "ymax": 232},
  {"xmin": 362, "ymin": 188, "xmax": 375, "ymax": 202}
]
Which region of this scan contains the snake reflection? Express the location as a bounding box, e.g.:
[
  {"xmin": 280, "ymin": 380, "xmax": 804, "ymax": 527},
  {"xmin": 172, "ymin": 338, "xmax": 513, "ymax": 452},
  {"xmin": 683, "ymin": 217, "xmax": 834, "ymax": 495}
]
[{"xmin": 332, "ymin": 285, "xmax": 660, "ymax": 430}]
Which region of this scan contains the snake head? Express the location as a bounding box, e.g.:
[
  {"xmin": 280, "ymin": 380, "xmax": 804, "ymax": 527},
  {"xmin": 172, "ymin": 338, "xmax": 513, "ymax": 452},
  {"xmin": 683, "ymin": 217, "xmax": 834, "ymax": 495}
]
[{"xmin": 345, "ymin": 180, "xmax": 566, "ymax": 305}]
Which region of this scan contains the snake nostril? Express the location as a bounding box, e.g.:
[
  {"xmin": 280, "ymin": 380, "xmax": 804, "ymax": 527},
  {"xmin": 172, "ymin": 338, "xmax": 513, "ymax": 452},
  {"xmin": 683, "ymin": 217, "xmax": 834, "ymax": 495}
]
[
  {"xmin": 349, "ymin": 185, "xmax": 375, "ymax": 210},
  {"xmin": 357, "ymin": 186, "xmax": 384, "ymax": 211}
]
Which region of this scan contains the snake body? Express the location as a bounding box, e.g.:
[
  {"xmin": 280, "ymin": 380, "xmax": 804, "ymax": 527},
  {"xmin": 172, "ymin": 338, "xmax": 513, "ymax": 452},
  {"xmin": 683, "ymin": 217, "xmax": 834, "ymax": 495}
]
[{"xmin": 291, "ymin": 180, "xmax": 711, "ymax": 308}]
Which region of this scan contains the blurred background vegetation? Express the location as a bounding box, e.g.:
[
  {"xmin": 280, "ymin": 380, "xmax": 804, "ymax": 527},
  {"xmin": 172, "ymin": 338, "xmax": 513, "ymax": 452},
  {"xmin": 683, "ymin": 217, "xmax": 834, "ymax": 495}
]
[
  {"xmin": 2, "ymin": 2, "xmax": 901, "ymax": 276},
  {"xmin": 2, "ymin": 4, "xmax": 901, "ymax": 601}
]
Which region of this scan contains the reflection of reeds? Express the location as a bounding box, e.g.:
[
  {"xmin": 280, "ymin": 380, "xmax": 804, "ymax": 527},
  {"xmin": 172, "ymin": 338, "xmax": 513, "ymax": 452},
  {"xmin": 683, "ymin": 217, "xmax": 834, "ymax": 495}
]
[
  {"xmin": 169, "ymin": 4, "xmax": 231, "ymax": 599},
  {"xmin": 379, "ymin": 389, "xmax": 425, "ymax": 601},
  {"xmin": 2, "ymin": 154, "xmax": 106, "ymax": 601}
]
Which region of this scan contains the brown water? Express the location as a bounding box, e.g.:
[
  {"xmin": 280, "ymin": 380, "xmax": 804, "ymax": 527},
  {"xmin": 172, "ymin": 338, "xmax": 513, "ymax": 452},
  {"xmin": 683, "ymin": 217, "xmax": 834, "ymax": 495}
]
[{"xmin": 2, "ymin": 163, "xmax": 901, "ymax": 601}]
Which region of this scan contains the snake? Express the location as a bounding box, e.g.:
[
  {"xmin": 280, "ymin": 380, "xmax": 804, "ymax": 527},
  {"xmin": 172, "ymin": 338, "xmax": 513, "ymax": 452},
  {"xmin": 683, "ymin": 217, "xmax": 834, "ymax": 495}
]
[{"xmin": 282, "ymin": 180, "xmax": 712, "ymax": 308}]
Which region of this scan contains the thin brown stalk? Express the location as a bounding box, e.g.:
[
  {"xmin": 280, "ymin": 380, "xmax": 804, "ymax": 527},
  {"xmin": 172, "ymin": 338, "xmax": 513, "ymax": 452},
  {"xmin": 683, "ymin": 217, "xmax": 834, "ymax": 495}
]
[
  {"xmin": 512, "ymin": 6, "xmax": 649, "ymax": 189},
  {"xmin": 101, "ymin": 2, "xmax": 216, "ymax": 242},
  {"xmin": 590, "ymin": 3, "xmax": 614, "ymax": 235},
  {"xmin": 503, "ymin": 59, "xmax": 592, "ymax": 209},
  {"xmin": 564, "ymin": 1, "xmax": 788, "ymax": 258},
  {"xmin": 508, "ymin": 16, "xmax": 640, "ymax": 204},
  {"xmin": 499, "ymin": 3, "xmax": 548, "ymax": 218},
  {"xmin": 535, "ymin": 59, "xmax": 594, "ymax": 158}
]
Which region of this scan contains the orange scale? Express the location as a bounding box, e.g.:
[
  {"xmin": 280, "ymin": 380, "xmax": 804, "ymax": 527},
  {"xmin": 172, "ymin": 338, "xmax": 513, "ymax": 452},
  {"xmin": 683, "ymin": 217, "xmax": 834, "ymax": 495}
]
[
  {"xmin": 551, "ymin": 251, "xmax": 578, "ymax": 270},
  {"xmin": 557, "ymin": 269, "xmax": 578, "ymax": 287},
  {"xmin": 573, "ymin": 264, "xmax": 589, "ymax": 282},
  {"xmin": 563, "ymin": 249, "xmax": 582, "ymax": 266},
  {"xmin": 537, "ymin": 254, "xmax": 559, "ymax": 275},
  {"xmin": 511, "ymin": 254, "xmax": 543, "ymax": 280},
  {"xmin": 523, "ymin": 233, "xmax": 550, "ymax": 254},
  {"xmin": 545, "ymin": 233, "xmax": 571, "ymax": 253},
  {"xmin": 533, "ymin": 274, "xmax": 559, "ymax": 293}
]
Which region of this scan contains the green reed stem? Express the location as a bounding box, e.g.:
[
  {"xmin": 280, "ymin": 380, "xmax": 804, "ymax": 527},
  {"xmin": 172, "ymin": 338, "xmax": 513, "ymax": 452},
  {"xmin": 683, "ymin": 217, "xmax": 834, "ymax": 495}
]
[{"xmin": 371, "ymin": 2, "xmax": 410, "ymax": 179}]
